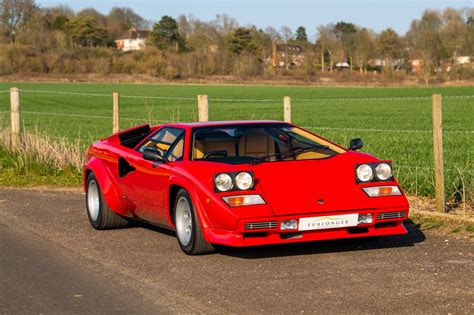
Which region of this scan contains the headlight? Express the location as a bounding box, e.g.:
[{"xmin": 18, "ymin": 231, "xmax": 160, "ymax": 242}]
[
  {"xmin": 215, "ymin": 173, "xmax": 233, "ymax": 192},
  {"xmin": 235, "ymin": 172, "xmax": 253, "ymax": 190},
  {"xmin": 356, "ymin": 164, "xmax": 373, "ymax": 182},
  {"xmin": 375, "ymin": 163, "xmax": 392, "ymax": 181}
]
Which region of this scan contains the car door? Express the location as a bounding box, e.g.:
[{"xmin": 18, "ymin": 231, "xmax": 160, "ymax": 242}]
[{"xmin": 118, "ymin": 127, "xmax": 185, "ymax": 225}]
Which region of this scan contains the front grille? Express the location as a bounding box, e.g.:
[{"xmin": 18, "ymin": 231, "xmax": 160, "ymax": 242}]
[
  {"xmin": 377, "ymin": 211, "xmax": 407, "ymax": 220},
  {"xmin": 244, "ymin": 221, "xmax": 278, "ymax": 230}
]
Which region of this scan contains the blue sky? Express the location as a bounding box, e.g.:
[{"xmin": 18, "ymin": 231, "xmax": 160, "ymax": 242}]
[{"xmin": 37, "ymin": 0, "xmax": 472, "ymax": 38}]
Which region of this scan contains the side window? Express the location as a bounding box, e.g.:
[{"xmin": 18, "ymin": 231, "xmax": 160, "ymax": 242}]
[
  {"xmin": 138, "ymin": 128, "xmax": 184, "ymax": 160},
  {"xmin": 167, "ymin": 136, "xmax": 184, "ymax": 162}
]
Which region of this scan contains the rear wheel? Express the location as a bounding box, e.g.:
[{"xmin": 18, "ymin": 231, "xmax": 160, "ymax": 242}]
[
  {"xmin": 174, "ymin": 189, "xmax": 214, "ymax": 255},
  {"xmin": 86, "ymin": 173, "xmax": 129, "ymax": 230}
]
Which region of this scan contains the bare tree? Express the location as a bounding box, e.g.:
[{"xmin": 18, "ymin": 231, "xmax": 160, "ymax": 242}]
[
  {"xmin": 377, "ymin": 28, "xmax": 403, "ymax": 74},
  {"xmin": 353, "ymin": 28, "xmax": 376, "ymax": 73},
  {"xmin": 212, "ymin": 13, "xmax": 237, "ymax": 35},
  {"xmin": 264, "ymin": 26, "xmax": 281, "ymax": 41},
  {"xmin": 441, "ymin": 8, "xmax": 467, "ymax": 75},
  {"xmin": 0, "ymin": 0, "xmax": 37, "ymax": 43},
  {"xmin": 177, "ymin": 14, "xmax": 191, "ymax": 39},
  {"xmin": 317, "ymin": 24, "xmax": 341, "ymax": 72},
  {"xmin": 279, "ymin": 25, "xmax": 293, "ymax": 42},
  {"xmin": 406, "ymin": 9, "xmax": 443, "ymax": 84}
]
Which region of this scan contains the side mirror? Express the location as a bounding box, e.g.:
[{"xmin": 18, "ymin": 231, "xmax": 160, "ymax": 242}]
[
  {"xmin": 143, "ymin": 149, "xmax": 167, "ymax": 162},
  {"xmin": 349, "ymin": 138, "xmax": 363, "ymax": 151}
]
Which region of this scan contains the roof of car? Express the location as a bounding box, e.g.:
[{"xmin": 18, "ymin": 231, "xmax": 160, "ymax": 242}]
[{"xmin": 160, "ymin": 120, "xmax": 287, "ymax": 128}]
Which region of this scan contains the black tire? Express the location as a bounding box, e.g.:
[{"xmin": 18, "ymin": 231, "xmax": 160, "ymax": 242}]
[
  {"xmin": 86, "ymin": 172, "xmax": 129, "ymax": 230},
  {"xmin": 173, "ymin": 189, "xmax": 215, "ymax": 255}
]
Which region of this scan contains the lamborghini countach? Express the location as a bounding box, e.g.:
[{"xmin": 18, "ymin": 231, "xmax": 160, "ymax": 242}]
[{"xmin": 84, "ymin": 121, "xmax": 409, "ymax": 255}]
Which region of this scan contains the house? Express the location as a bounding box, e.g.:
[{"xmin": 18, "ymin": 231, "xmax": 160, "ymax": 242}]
[
  {"xmin": 455, "ymin": 56, "xmax": 472, "ymax": 66},
  {"xmin": 336, "ymin": 62, "xmax": 350, "ymax": 69},
  {"xmin": 409, "ymin": 59, "xmax": 423, "ymax": 73},
  {"xmin": 271, "ymin": 42, "xmax": 305, "ymax": 68},
  {"xmin": 115, "ymin": 27, "xmax": 150, "ymax": 52}
]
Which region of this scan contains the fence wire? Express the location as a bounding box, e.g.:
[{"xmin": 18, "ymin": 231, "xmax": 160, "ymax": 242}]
[
  {"xmin": 2, "ymin": 111, "xmax": 471, "ymax": 134},
  {"xmin": 9, "ymin": 88, "xmax": 474, "ymax": 102}
]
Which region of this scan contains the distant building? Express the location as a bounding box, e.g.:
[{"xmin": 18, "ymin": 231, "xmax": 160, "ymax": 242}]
[
  {"xmin": 115, "ymin": 27, "xmax": 150, "ymax": 52},
  {"xmin": 336, "ymin": 62, "xmax": 350, "ymax": 69},
  {"xmin": 455, "ymin": 56, "xmax": 472, "ymax": 66},
  {"xmin": 409, "ymin": 59, "xmax": 424, "ymax": 73},
  {"xmin": 271, "ymin": 42, "xmax": 305, "ymax": 68}
]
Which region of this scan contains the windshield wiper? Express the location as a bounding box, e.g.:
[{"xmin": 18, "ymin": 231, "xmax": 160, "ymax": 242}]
[{"xmin": 251, "ymin": 144, "xmax": 329, "ymax": 165}]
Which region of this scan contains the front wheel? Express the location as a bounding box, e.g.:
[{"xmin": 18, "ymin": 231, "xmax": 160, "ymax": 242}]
[
  {"xmin": 86, "ymin": 173, "xmax": 129, "ymax": 230},
  {"xmin": 174, "ymin": 189, "xmax": 214, "ymax": 255}
]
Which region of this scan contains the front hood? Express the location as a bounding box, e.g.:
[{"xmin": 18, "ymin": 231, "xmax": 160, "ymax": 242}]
[{"xmin": 254, "ymin": 152, "xmax": 403, "ymax": 216}]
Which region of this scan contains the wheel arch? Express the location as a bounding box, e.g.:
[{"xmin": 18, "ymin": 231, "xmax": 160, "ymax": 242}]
[
  {"xmin": 166, "ymin": 176, "xmax": 212, "ymax": 231},
  {"xmin": 84, "ymin": 156, "xmax": 127, "ymax": 217}
]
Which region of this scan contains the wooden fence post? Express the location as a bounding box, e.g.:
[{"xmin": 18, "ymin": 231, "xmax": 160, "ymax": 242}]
[
  {"xmin": 10, "ymin": 87, "xmax": 20, "ymax": 151},
  {"xmin": 113, "ymin": 92, "xmax": 120, "ymax": 133},
  {"xmin": 432, "ymin": 94, "xmax": 445, "ymax": 213},
  {"xmin": 284, "ymin": 96, "xmax": 291, "ymax": 123},
  {"xmin": 198, "ymin": 95, "xmax": 208, "ymax": 122}
]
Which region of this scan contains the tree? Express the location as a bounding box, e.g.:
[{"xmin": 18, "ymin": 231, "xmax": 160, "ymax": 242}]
[
  {"xmin": 279, "ymin": 25, "xmax": 293, "ymax": 42},
  {"xmin": 295, "ymin": 26, "xmax": 308, "ymax": 43},
  {"xmin": 440, "ymin": 8, "xmax": 467, "ymax": 71},
  {"xmin": 377, "ymin": 28, "xmax": 404, "ymax": 73},
  {"xmin": 406, "ymin": 10, "xmax": 443, "ymax": 82},
  {"xmin": 0, "ymin": 0, "xmax": 37, "ymax": 43},
  {"xmin": 177, "ymin": 14, "xmax": 191, "ymax": 39},
  {"xmin": 51, "ymin": 14, "xmax": 69, "ymax": 30},
  {"xmin": 353, "ymin": 28, "xmax": 375, "ymax": 73},
  {"xmin": 227, "ymin": 27, "xmax": 259, "ymax": 55},
  {"xmin": 212, "ymin": 13, "xmax": 237, "ymax": 35},
  {"xmin": 465, "ymin": 9, "xmax": 474, "ymax": 56},
  {"xmin": 264, "ymin": 26, "xmax": 281, "ymax": 41},
  {"xmin": 148, "ymin": 15, "xmax": 185, "ymax": 52},
  {"xmin": 335, "ymin": 21, "xmax": 357, "ymax": 70},
  {"xmin": 187, "ymin": 19, "xmax": 221, "ymax": 52},
  {"xmin": 65, "ymin": 17, "xmax": 109, "ymax": 47},
  {"xmin": 107, "ymin": 7, "xmax": 147, "ymax": 38},
  {"xmin": 108, "ymin": 7, "xmax": 147, "ymax": 28},
  {"xmin": 317, "ymin": 24, "xmax": 342, "ymax": 72},
  {"xmin": 77, "ymin": 8, "xmax": 107, "ymax": 26}
]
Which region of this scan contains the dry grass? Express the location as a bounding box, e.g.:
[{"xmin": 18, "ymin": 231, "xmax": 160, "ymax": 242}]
[{"xmin": 0, "ymin": 128, "xmax": 84, "ymax": 171}]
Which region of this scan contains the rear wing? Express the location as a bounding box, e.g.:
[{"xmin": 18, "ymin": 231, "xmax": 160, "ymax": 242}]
[{"xmin": 117, "ymin": 124, "xmax": 151, "ymax": 149}]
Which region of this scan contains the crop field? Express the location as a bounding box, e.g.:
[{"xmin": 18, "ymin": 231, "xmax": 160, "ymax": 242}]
[{"xmin": 0, "ymin": 82, "xmax": 472, "ymax": 198}]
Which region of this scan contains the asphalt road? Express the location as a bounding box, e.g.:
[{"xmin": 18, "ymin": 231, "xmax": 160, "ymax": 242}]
[{"xmin": 0, "ymin": 188, "xmax": 473, "ymax": 314}]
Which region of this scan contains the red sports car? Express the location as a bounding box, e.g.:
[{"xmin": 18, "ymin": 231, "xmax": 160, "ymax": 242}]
[{"xmin": 84, "ymin": 121, "xmax": 409, "ymax": 255}]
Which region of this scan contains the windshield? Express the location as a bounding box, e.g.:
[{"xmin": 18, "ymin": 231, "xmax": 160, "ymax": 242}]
[{"xmin": 191, "ymin": 123, "xmax": 345, "ymax": 164}]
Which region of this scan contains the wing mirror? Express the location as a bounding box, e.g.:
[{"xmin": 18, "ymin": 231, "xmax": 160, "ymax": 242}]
[
  {"xmin": 143, "ymin": 149, "xmax": 167, "ymax": 162},
  {"xmin": 349, "ymin": 138, "xmax": 363, "ymax": 151}
]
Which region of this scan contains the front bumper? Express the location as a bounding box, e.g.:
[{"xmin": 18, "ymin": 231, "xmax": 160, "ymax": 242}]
[{"xmin": 202, "ymin": 207, "xmax": 408, "ymax": 247}]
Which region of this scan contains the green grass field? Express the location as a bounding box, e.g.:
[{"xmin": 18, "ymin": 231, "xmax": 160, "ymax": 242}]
[{"xmin": 0, "ymin": 82, "xmax": 472, "ymax": 198}]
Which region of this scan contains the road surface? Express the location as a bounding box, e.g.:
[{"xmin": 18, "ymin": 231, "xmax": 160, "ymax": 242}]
[{"xmin": 0, "ymin": 188, "xmax": 473, "ymax": 314}]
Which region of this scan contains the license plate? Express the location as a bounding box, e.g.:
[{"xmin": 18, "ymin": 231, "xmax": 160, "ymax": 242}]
[{"xmin": 298, "ymin": 214, "xmax": 358, "ymax": 231}]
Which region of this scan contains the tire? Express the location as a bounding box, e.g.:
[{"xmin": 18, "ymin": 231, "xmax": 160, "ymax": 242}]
[
  {"xmin": 86, "ymin": 172, "xmax": 129, "ymax": 230},
  {"xmin": 173, "ymin": 189, "xmax": 215, "ymax": 255}
]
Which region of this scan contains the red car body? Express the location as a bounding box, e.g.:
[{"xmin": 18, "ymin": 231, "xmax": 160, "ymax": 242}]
[{"xmin": 84, "ymin": 120, "xmax": 409, "ymax": 249}]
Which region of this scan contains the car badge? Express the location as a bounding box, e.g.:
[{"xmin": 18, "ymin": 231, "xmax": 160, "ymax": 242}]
[{"xmin": 317, "ymin": 199, "xmax": 325, "ymax": 205}]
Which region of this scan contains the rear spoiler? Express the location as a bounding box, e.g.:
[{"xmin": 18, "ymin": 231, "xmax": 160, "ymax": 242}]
[{"xmin": 117, "ymin": 124, "xmax": 151, "ymax": 149}]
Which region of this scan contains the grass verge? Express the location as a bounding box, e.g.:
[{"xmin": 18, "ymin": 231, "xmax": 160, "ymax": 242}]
[
  {"xmin": 0, "ymin": 130, "xmax": 83, "ymax": 187},
  {"xmin": 409, "ymin": 211, "xmax": 474, "ymax": 239},
  {"xmin": 0, "ymin": 146, "xmax": 82, "ymax": 186}
]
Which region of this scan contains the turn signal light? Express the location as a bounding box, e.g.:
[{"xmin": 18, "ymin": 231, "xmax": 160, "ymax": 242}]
[
  {"xmin": 222, "ymin": 194, "xmax": 266, "ymax": 207},
  {"xmin": 226, "ymin": 196, "xmax": 245, "ymax": 206},
  {"xmin": 362, "ymin": 186, "xmax": 402, "ymax": 197}
]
